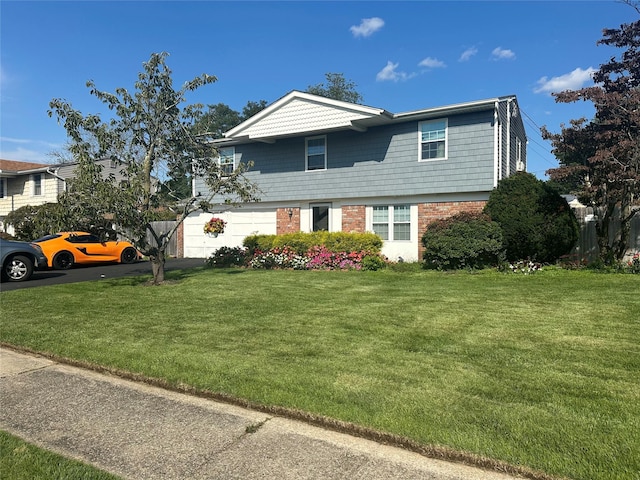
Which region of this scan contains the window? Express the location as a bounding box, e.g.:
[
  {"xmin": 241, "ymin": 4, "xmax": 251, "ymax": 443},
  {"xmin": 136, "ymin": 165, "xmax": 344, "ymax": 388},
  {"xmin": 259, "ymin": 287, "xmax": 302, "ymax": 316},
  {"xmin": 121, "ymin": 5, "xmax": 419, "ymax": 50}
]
[
  {"xmin": 0, "ymin": 178, "xmax": 6, "ymax": 198},
  {"xmin": 306, "ymin": 136, "xmax": 326, "ymax": 171},
  {"xmin": 419, "ymin": 120, "xmax": 447, "ymax": 160},
  {"xmin": 218, "ymin": 147, "xmax": 235, "ymax": 176},
  {"xmin": 393, "ymin": 205, "xmax": 411, "ymax": 240},
  {"xmin": 311, "ymin": 204, "xmax": 330, "ymax": 231},
  {"xmin": 32, "ymin": 174, "xmax": 42, "ymax": 196},
  {"xmin": 372, "ymin": 205, "xmax": 411, "ymax": 241}
]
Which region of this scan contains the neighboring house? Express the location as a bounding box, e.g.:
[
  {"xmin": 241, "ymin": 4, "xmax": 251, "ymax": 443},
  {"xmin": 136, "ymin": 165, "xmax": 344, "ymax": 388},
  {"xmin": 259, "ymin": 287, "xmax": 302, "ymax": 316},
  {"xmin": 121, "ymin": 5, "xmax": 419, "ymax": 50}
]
[
  {"xmin": 185, "ymin": 90, "xmax": 527, "ymax": 261},
  {"xmin": 0, "ymin": 158, "xmax": 128, "ymax": 235}
]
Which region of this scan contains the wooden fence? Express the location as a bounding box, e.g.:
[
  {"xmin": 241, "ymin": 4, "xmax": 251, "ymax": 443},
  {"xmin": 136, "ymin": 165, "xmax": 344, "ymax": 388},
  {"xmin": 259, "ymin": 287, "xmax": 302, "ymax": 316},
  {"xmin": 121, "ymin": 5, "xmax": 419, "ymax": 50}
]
[
  {"xmin": 571, "ymin": 207, "xmax": 640, "ymax": 262},
  {"xmin": 147, "ymin": 221, "xmax": 178, "ymax": 257}
]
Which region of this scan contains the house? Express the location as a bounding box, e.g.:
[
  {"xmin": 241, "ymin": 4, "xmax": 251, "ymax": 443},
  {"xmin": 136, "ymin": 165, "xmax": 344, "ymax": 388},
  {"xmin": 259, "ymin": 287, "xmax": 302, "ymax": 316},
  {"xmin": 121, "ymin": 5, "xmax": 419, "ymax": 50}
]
[
  {"xmin": 0, "ymin": 158, "xmax": 128, "ymax": 235},
  {"xmin": 185, "ymin": 90, "xmax": 528, "ymax": 261}
]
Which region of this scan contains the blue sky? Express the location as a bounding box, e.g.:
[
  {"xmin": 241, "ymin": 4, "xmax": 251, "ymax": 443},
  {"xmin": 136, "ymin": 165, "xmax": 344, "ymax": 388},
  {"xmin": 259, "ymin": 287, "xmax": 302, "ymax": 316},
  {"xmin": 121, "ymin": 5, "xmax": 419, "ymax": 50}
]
[{"xmin": 0, "ymin": 1, "xmax": 635, "ymax": 178}]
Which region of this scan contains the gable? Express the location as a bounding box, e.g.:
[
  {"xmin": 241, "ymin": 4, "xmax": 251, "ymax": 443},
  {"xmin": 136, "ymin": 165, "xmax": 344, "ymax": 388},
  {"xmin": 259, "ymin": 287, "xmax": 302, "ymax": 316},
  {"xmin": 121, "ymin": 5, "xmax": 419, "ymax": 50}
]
[{"xmin": 225, "ymin": 91, "xmax": 388, "ymax": 142}]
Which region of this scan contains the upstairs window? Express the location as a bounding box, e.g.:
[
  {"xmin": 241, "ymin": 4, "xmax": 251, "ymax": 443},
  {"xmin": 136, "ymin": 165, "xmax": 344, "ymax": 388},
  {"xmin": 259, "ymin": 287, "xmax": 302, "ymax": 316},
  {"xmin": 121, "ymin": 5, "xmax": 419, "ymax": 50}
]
[
  {"xmin": 419, "ymin": 120, "xmax": 447, "ymax": 161},
  {"xmin": 32, "ymin": 174, "xmax": 43, "ymax": 196},
  {"xmin": 218, "ymin": 147, "xmax": 235, "ymax": 176},
  {"xmin": 306, "ymin": 136, "xmax": 326, "ymax": 171}
]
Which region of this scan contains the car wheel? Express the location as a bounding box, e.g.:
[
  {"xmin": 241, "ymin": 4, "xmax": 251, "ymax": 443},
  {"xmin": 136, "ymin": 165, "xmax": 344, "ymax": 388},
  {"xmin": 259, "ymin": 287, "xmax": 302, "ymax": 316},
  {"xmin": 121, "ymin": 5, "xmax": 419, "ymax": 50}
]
[
  {"xmin": 120, "ymin": 247, "xmax": 138, "ymax": 264},
  {"xmin": 53, "ymin": 251, "xmax": 74, "ymax": 270},
  {"xmin": 3, "ymin": 255, "xmax": 34, "ymax": 282}
]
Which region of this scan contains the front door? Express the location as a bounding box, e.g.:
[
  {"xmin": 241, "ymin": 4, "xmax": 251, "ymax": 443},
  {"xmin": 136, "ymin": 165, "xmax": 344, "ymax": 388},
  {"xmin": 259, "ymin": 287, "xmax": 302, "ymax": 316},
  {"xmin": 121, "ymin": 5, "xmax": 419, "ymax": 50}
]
[{"xmin": 311, "ymin": 204, "xmax": 330, "ymax": 231}]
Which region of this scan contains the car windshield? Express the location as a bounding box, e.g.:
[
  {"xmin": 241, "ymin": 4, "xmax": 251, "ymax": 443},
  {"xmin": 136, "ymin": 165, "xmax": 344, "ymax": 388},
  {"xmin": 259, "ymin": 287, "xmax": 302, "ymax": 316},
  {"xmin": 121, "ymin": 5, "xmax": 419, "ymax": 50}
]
[{"xmin": 33, "ymin": 234, "xmax": 61, "ymax": 242}]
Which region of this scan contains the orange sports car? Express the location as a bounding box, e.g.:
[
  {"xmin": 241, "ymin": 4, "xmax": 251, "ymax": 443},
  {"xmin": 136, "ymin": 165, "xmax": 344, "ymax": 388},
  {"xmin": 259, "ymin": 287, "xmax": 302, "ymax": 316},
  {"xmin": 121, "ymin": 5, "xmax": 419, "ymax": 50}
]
[{"xmin": 34, "ymin": 232, "xmax": 141, "ymax": 270}]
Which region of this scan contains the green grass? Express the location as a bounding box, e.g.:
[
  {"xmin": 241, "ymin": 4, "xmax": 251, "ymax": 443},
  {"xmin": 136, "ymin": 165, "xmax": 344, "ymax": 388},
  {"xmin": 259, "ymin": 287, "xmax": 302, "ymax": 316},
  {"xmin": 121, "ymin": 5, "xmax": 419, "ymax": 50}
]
[
  {"xmin": 1, "ymin": 267, "xmax": 639, "ymax": 480},
  {"xmin": 0, "ymin": 430, "xmax": 121, "ymax": 480}
]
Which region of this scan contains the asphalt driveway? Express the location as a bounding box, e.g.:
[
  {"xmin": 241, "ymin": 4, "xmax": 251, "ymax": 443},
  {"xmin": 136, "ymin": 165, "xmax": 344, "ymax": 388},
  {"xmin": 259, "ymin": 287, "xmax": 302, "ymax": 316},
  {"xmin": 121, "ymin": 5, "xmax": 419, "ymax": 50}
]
[{"xmin": 0, "ymin": 258, "xmax": 206, "ymax": 292}]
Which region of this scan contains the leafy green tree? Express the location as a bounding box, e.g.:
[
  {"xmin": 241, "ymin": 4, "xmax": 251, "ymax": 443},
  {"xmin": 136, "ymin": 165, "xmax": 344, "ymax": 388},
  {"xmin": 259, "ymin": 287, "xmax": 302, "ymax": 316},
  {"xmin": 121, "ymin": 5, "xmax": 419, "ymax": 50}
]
[
  {"xmin": 542, "ymin": 7, "xmax": 640, "ymax": 264},
  {"xmin": 161, "ymin": 100, "xmax": 268, "ymax": 203},
  {"xmin": 306, "ymin": 73, "xmax": 364, "ymax": 104},
  {"xmin": 484, "ymin": 172, "xmax": 579, "ymax": 263},
  {"xmin": 5, "ymin": 204, "xmax": 67, "ymax": 241},
  {"xmin": 48, "ymin": 52, "xmax": 260, "ymax": 284}
]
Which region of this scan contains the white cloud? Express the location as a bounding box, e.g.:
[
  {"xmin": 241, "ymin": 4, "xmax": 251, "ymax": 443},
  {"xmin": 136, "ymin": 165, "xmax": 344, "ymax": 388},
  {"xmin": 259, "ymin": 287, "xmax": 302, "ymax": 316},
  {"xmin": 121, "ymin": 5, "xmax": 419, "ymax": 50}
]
[
  {"xmin": 491, "ymin": 47, "xmax": 516, "ymax": 60},
  {"xmin": 0, "ymin": 137, "xmax": 61, "ymax": 162},
  {"xmin": 350, "ymin": 17, "xmax": 385, "ymax": 38},
  {"xmin": 0, "ymin": 146, "xmax": 51, "ymax": 163},
  {"xmin": 534, "ymin": 67, "xmax": 597, "ymax": 95},
  {"xmin": 418, "ymin": 57, "xmax": 446, "ymax": 69},
  {"xmin": 376, "ymin": 61, "xmax": 415, "ymax": 82},
  {"xmin": 459, "ymin": 47, "xmax": 478, "ymax": 62}
]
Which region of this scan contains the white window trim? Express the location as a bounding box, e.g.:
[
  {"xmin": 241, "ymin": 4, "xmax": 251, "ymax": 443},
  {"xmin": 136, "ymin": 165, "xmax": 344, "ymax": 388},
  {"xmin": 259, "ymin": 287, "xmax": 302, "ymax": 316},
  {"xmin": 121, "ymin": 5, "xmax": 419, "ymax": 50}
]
[
  {"xmin": 310, "ymin": 202, "xmax": 331, "ymax": 231},
  {"xmin": 218, "ymin": 146, "xmax": 235, "ymax": 176},
  {"xmin": 305, "ymin": 135, "xmax": 327, "ymax": 171},
  {"xmin": 31, "ymin": 173, "xmax": 43, "ymax": 196},
  {"xmin": 418, "ymin": 119, "xmax": 448, "ymax": 162},
  {"xmin": 368, "ymin": 204, "xmax": 412, "ymax": 241}
]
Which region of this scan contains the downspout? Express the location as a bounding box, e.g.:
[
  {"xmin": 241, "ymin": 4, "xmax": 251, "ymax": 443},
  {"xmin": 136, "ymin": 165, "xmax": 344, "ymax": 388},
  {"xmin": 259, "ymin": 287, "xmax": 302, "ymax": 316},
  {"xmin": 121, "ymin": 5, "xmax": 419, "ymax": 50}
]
[
  {"xmin": 46, "ymin": 167, "xmax": 67, "ymax": 193},
  {"xmin": 506, "ymin": 98, "xmax": 512, "ymax": 177},
  {"xmin": 493, "ymin": 101, "xmax": 500, "ymax": 188}
]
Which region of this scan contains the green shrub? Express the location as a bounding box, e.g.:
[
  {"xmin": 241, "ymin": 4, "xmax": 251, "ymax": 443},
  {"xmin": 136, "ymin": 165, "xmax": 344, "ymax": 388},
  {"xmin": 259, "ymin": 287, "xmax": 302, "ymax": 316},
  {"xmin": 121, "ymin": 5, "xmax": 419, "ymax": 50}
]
[
  {"xmin": 484, "ymin": 172, "xmax": 579, "ymax": 263},
  {"xmin": 422, "ymin": 212, "xmax": 504, "ymax": 270},
  {"xmin": 243, "ymin": 232, "xmax": 382, "ymax": 255},
  {"xmin": 206, "ymin": 246, "xmax": 249, "ymax": 268},
  {"xmin": 360, "ymin": 254, "xmax": 388, "ymax": 271}
]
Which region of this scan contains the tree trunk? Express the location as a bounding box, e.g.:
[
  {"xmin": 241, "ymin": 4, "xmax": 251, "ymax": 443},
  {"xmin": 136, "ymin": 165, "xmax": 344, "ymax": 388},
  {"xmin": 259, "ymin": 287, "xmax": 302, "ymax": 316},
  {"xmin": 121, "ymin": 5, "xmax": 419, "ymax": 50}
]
[{"xmin": 150, "ymin": 252, "xmax": 165, "ymax": 285}]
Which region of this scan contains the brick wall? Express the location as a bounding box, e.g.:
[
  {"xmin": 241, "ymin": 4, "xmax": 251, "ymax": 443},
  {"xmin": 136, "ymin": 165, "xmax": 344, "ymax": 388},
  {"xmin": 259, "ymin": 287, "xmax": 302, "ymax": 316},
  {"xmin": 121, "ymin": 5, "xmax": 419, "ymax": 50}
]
[
  {"xmin": 342, "ymin": 205, "xmax": 366, "ymax": 233},
  {"xmin": 176, "ymin": 220, "xmax": 184, "ymax": 258},
  {"xmin": 277, "ymin": 207, "xmax": 300, "ymax": 234},
  {"xmin": 417, "ymin": 201, "xmax": 487, "ymax": 259}
]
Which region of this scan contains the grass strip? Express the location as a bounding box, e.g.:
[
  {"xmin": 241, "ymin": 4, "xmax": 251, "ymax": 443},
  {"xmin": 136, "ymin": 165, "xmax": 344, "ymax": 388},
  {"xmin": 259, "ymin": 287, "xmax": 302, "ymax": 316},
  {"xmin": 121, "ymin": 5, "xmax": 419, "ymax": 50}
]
[
  {"xmin": 0, "ymin": 430, "xmax": 121, "ymax": 480},
  {"xmin": 1, "ymin": 267, "xmax": 638, "ymax": 480}
]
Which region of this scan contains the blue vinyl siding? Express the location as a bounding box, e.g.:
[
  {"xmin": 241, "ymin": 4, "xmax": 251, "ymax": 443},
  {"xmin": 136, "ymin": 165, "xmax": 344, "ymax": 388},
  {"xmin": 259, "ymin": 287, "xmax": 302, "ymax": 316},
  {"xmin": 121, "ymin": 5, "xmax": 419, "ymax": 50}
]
[{"xmin": 196, "ymin": 110, "xmax": 497, "ymax": 203}]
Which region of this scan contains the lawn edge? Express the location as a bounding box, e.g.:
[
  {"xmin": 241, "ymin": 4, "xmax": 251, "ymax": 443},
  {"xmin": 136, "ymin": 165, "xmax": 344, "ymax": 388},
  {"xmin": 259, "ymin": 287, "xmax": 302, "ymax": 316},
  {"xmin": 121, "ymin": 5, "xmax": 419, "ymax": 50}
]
[{"xmin": 1, "ymin": 342, "xmax": 569, "ymax": 480}]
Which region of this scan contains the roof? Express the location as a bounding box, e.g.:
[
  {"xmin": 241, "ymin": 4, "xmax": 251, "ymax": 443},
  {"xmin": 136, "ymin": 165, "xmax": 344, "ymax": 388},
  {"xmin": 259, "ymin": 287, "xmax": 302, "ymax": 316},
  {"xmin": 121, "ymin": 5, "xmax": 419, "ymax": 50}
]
[
  {"xmin": 0, "ymin": 159, "xmax": 51, "ymax": 177},
  {"xmin": 216, "ymin": 91, "xmax": 518, "ymax": 145}
]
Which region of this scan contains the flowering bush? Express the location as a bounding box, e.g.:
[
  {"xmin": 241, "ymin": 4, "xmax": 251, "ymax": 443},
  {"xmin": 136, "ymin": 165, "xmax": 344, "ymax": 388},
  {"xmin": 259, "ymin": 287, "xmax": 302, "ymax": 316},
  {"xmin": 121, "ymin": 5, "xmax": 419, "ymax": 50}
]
[
  {"xmin": 499, "ymin": 260, "xmax": 542, "ymax": 275},
  {"xmin": 626, "ymin": 252, "xmax": 640, "ymax": 274},
  {"xmin": 248, "ymin": 245, "xmax": 387, "ymax": 271},
  {"xmin": 204, "ymin": 217, "xmax": 226, "ymax": 235},
  {"xmin": 250, "ymin": 247, "xmax": 309, "ymax": 270}
]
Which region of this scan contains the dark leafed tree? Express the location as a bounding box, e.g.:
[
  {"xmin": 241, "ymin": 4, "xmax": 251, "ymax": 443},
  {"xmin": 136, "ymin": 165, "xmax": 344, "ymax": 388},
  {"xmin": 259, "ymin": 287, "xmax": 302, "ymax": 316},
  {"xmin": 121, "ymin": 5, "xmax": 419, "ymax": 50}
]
[
  {"xmin": 48, "ymin": 52, "xmax": 260, "ymax": 284},
  {"xmin": 306, "ymin": 73, "xmax": 364, "ymax": 104},
  {"xmin": 542, "ymin": 6, "xmax": 640, "ymax": 264}
]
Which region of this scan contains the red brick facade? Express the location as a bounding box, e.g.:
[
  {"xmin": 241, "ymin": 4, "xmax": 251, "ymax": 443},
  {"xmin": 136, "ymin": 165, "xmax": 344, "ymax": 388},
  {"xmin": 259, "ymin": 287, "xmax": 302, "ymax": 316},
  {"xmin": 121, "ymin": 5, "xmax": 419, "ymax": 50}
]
[
  {"xmin": 176, "ymin": 219, "xmax": 184, "ymax": 258},
  {"xmin": 341, "ymin": 205, "xmax": 366, "ymax": 233},
  {"xmin": 276, "ymin": 207, "xmax": 300, "ymax": 234},
  {"xmin": 417, "ymin": 200, "xmax": 487, "ymax": 258}
]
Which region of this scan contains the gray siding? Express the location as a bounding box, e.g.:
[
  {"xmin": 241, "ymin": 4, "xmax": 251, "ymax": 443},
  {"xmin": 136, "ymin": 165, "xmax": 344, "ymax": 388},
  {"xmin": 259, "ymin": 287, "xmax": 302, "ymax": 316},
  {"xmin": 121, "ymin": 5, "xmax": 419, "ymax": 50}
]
[{"xmin": 198, "ymin": 110, "xmax": 497, "ymax": 203}]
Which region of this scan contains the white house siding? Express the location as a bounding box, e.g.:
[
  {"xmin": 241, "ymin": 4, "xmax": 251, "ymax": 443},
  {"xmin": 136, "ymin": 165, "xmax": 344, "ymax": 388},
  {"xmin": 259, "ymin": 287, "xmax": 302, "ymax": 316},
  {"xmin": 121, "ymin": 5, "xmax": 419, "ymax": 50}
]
[
  {"xmin": 0, "ymin": 174, "xmax": 59, "ymax": 217},
  {"xmin": 183, "ymin": 208, "xmax": 277, "ymax": 258}
]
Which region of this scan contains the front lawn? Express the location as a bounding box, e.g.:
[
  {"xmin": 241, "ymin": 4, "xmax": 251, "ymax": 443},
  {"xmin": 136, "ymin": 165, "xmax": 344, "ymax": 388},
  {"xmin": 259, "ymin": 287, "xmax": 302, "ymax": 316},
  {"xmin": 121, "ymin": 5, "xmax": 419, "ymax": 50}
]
[{"xmin": 1, "ymin": 267, "xmax": 638, "ymax": 480}]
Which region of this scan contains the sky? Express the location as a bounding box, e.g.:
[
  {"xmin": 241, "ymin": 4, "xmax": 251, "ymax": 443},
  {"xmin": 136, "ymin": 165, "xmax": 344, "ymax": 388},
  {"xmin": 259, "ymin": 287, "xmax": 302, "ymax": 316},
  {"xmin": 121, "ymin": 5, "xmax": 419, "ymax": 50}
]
[{"xmin": 0, "ymin": 1, "xmax": 636, "ymax": 179}]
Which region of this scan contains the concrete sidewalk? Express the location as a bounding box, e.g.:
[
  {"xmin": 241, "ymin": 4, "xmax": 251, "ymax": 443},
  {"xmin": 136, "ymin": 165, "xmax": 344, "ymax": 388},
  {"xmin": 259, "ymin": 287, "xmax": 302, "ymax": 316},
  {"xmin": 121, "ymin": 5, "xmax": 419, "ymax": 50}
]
[{"xmin": 0, "ymin": 347, "xmax": 524, "ymax": 479}]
